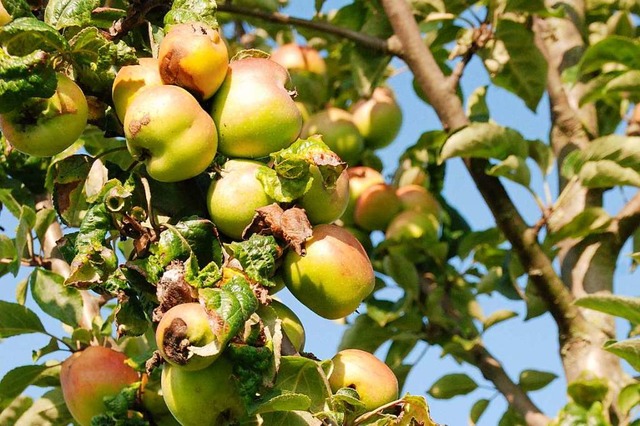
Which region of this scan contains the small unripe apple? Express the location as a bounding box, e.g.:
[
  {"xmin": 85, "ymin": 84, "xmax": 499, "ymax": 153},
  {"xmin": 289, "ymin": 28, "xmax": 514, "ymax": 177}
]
[
  {"xmin": 385, "ymin": 210, "xmax": 439, "ymax": 242},
  {"xmin": 0, "ymin": 2, "xmax": 11, "ymax": 26},
  {"xmin": 299, "ymin": 165, "xmax": 349, "ymax": 225},
  {"xmin": 0, "ymin": 73, "xmax": 88, "ymax": 157},
  {"xmin": 161, "ymin": 357, "xmax": 245, "ymax": 426},
  {"xmin": 210, "ymin": 57, "xmax": 302, "ymax": 158},
  {"xmin": 155, "ymin": 303, "xmax": 218, "ymax": 371},
  {"xmin": 354, "ymin": 183, "xmax": 402, "ymax": 231},
  {"xmin": 258, "ymin": 299, "xmax": 306, "ymax": 352},
  {"xmin": 112, "ymin": 58, "xmax": 164, "ymax": 123},
  {"xmin": 302, "ymin": 108, "xmax": 364, "ymax": 165},
  {"xmin": 124, "ymin": 85, "xmax": 217, "ymax": 182},
  {"xmin": 158, "ymin": 23, "xmax": 229, "ymax": 100},
  {"xmin": 351, "ymin": 87, "xmax": 402, "ymax": 150},
  {"xmin": 396, "ymin": 184, "xmax": 441, "ymax": 217},
  {"xmin": 140, "ymin": 375, "xmax": 180, "ymax": 426},
  {"xmin": 329, "ymin": 349, "xmax": 399, "ymax": 411},
  {"xmin": 283, "ymin": 224, "xmax": 374, "ymax": 319},
  {"xmin": 340, "ymin": 166, "xmax": 385, "ymax": 225},
  {"xmin": 271, "ymin": 43, "xmax": 328, "ymax": 107},
  {"xmin": 60, "ymin": 346, "xmax": 139, "ymax": 426},
  {"xmin": 207, "ymin": 159, "xmax": 274, "ymax": 240}
]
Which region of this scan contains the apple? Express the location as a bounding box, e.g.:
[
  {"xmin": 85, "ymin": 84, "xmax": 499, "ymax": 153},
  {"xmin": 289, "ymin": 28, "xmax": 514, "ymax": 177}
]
[
  {"xmin": 155, "ymin": 303, "xmax": 218, "ymax": 371},
  {"xmin": 269, "ymin": 274, "xmax": 286, "ymax": 294},
  {"xmin": 258, "ymin": 299, "xmax": 306, "ymax": 352},
  {"xmin": 161, "ymin": 357, "xmax": 245, "ymax": 426},
  {"xmin": 385, "ymin": 209, "xmax": 440, "ymax": 242},
  {"xmin": 0, "ymin": 2, "xmax": 11, "ymax": 26},
  {"xmin": 340, "ymin": 166, "xmax": 385, "ymax": 225},
  {"xmin": 302, "ymin": 108, "xmax": 364, "ymax": 165},
  {"xmin": 60, "ymin": 346, "xmax": 139, "ymax": 426},
  {"xmin": 124, "ymin": 85, "xmax": 217, "ymax": 182},
  {"xmin": 0, "ymin": 73, "xmax": 88, "ymax": 157},
  {"xmin": 396, "ymin": 184, "xmax": 441, "ymax": 217},
  {"xmin": 328, "ymin": 349, "xmax": 399, "ymax": 411},
  {"xmin": 354, "ymin": 183, "xmax": 402, "ymax": 231},
  {"xmin": 299, "ymin": 165, "xmax": 349, "ymax": 225},
  {"xmin": 112, "ymin": 58, "xmax": 164, "ymax": 123},
  {"xmin": 270, "ymin": 43, "xmax": 328, "ymax": 107},
  {"xmin": 158, "ymin": 23, "xmax": 229, "ymax": 100},
  {"xmin": 344, "ymin": 226, "xmax": 373, "ymax": 254},
  {"xmin": 351, "ymin": 87, "xmax": 402, "ymax": 150},
  {"xmin": 210, "ymin": 57, "xmax": 302, "ymax": 158},
  {"xmin": 283, "ymin": 224, "xmax": 374, "ymax": 319},
  {"xmin": 140, "ymin": 375, "xmax": 180, "ymax": 426},
  {"xmin": 207, "ymin": 159, "xmax": 274, "ymax": 240}
]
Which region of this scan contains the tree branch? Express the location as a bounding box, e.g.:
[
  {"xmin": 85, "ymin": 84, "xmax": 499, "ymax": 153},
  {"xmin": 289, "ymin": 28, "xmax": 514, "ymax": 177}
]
[
  {"xmin": 217, "ymin": 3, "xmax": 403, "ymax": 57},
  {"xmin": 612, "ymin": 191, "xmax": 640, "ymax": 248}
]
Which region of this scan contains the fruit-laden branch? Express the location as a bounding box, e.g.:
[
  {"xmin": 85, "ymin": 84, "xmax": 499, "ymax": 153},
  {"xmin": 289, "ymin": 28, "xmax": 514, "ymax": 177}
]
[{"xmin": 216, "ymin": 3, "xmax": 403, "ymax": 57}]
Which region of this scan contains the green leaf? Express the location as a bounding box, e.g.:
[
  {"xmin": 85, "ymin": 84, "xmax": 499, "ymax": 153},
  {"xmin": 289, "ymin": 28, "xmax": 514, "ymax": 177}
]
[
  {"xmin": 29, "ymin": 268, "xmax": 84, "ymax": 328},
  {"xmin": 14, "ymin": 388, "xmax": 73, "ymax": 426},
  {"xmin": 518, "ymin": 369, "xmax": 557, "ymax": 392},
  {"xmin": 578, "ymin": 160, "xmax": 640, "ymax": 188},
  {"xmin": 273, "ymin": 356, "xmax": 332, "ymax": 412},
  {"xmin": 486, "ymin": 155, "xmax": 531, "ymax": 187},
  {"xmin": 524, "ymin": 279, "xmax": 547, "ymax": 320},
  {"xmin": 226, "ymin": 235, "xmax": 280, "ymax": 287},
  {"xmin": 382, "ymin": 251, "xmax": 419, "ymax": 297},
  {"xmin": 339, "ymin": 314, "xmax": 394, "ymax": 353},
  {"xmin": 11, "ymin": 204, "xmax": 35, "ymax": 274},
  {"xmin": 554, "ymin": 401, "xmax": 608, "ymax": 426},
  {"xmin": 545, "ymin": 208, "xmax": 611, "ymax": 246},
  {"xmin": 466, "ymin": 86, "xmax": 489, "ymax": 122},
  {"xmin": 33, "ymin": 208, "xmax": 57, "ymax": 246},
  {"xmin": 618, "ymin": 382, "xmax": 640, "ymax": 415},
  {"xmin": 567, "ymin": 376, "xmax": 609, "ymax": 407},
  {"xmin": 0, "ymin": 395, "xmax": 33, "ymax": 424},
  {"xmin": 0, "ymin": 234, "xmax": 17, "ymax": 277},
  {"xmin": 439, "ymin": 123, "xmax": 528, "ymax": 162},
  {"xmin": 428, "ymin": 373, "xmax": 478, "ymax": 399},
  {"xmin": 351, "ymin": 48, "xmax": 391, "ymax": 97},
  {"xmin": 0, "ymin": 363, "xmax": 60, "ymax": 407},
  {"xmin": 0, "ymin": 18, "xmax": 68, "ymax": 56},
  {"xmin": 604, "ymin": 339, "xmax": 640, "ymax": 372},
  {"xmin": 2, "ymin": 0, "xmax": 33, "ymax": 20},
  {"xmin": 0, "ymin": 50, "xmax": 57, "ymax": 113},
  {"xmin": 164, "ymin": 0, "xmax": 219, "ymax": 28},
  {"xmin": 505, "ymin": 0, "xmax": 546, "ymax": 12},
  {"xmin": 250, "ymin": 390, "xmax": 312, "ymax": 415},
  {"xmin": 259, "ymin": 410, "xmax": 322, "ymax": 426},
  {"xmin": 482, "ymin": 309, "xmax": 518, "ymax": 331},
  {"xmin": 48, "ymin": 155, "xmax": 93, "ymax": 227},
  {"xmin": 528, "ymin": 139, "xmax": 554, "ymax": 175},
  {"xmin": 605, "ymin": 69, "xmax": 640, "ymax": 96},
  {"xmin": 32, "ymin": 338, "xmax": 60, "ymax": 362},
  {"xmin": 0, "ymin": 300, "xmax": 47, "ymax": 338},
  {"xmin": 579, "ymin": 36, "xmax": 640, "ymax": 76},
  {"xmin": 396, "ymin": 395, "xmax": 439, "ymax": 426},
  {"xmin": 469, "ymin": 398, "xmax": 490, "ymax": 425},
  {"xmin": 574, "ymin": 293, "xmax": 640, "ymax": 324},
  {"xmin": 44, "ymin": 0, "xmax": 99, "ymax": 30}
]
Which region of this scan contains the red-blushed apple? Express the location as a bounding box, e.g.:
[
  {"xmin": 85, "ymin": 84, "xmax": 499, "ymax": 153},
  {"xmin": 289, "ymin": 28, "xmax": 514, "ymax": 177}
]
[
  {"xmin": 270, "ymin": 43, "xmax": 328, "ymax": 107},
  {"xmin": 344, "ymin": 226, "xmax": 373, "ymax": 254},
  {"xmin": 124, "ymin": 85, "xmax": 217, "ymax": 182},
  {"xmin": 207, "ymin": 159, "xmax": 274, "ymax": 240},
  {"xmin": 158, "ymin": 23, "xmax": 229, "ymax": 100},
  {"xmin": 210, "ymin": 57, "xmax": 302, "ymax": 158},
  {"xmin": 351, "ymin": 87, "xmax": 402, "ymax": 150},
  {"xmin": 155, "ymin": 303, "xmax": 218, "ymax": 371},
  {"xmin": 258, "ymin": 299, "xmax": 306, "ymax": 352},
  {"xmin": 302, "ymin": 108, "xmax": 364, "ymax": 165},
  {"xmin": 0, "ymin": 73, "xmax": 88, "ymax": 157},
  {"xmin": 328, "ymin": 349, "xmax": 399, "ymax": 411},
  {"xmin": 396, "ymin": 184, "xmax": 441, "ymax": 217},
  {"xmin": 340, "ymin": 166, "xmax": 385, "ymax": 225},
  {"xmin": 112, "ymin": 57, "xmax": 164, "ymax": 123},
  {"xmin": 354, "ymin": 183, "xmax": 402, "ymax": 231},
  {"xmin": 283, "ymin": 224, "xmax": 374, "ymax": 319},
  {"xmin": 161, "ymin": 357, "xmax": 245, "ymax": 426},
  {"xmin": 385, "ymin": 209, "xmax": 440, "ymax": 242},
  {"xmin": 60, "ymin": 346, "xmax": 139, "ymax": 426},
  {"xmin": 299, "ymin": 165, "xmax": 349, "ymax": 225}
]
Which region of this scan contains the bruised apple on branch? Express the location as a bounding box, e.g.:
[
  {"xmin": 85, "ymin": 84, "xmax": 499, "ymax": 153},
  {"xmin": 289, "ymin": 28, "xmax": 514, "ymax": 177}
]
[
  {"xmin": 60, "ymin": 346, "xmax": 139, "ymax": 426},
  {"xmin": 0, "ymin": 73, "xmax": 88, "ymax": 157},
  {"xmin": 329, "ymin": 349, "xmax": 399, "ymax": 411},
  {"xmin": 158, "ymin": 23, "xmax": 229, "ymax": 100},
  {"xmin": 299, "ymin": 164, "xmax": 349, "ymax": 225},
  {"xmin": 354, "ymin": 183, "xmax": 402, "ymax": 231},
  {"xmin": 207, "ymin": 159, "xmax": 274, "ymax": 239},
  {"xmin": 112, "ymin": 57, "xmax": 164, "ymax": 123},
  {"xmin": 302, "ymin": 107, "xmax": 364, "ymax": 165},
  {"xmin": 258, "ymin": 299, "xmax": 306, "ymax": 352},
  {"xmin": 283, "ymin": 224, "xmax": 374, "ymax": 319},
  {"xmin": 124, "ymin": 85, "xmax": 217, "ymax": 182},
  {"xmin": 210, "ymin": 57, "xmax": 302, "ymax": 158},
  {"xmin": 351, "ymin": 87, "xmax": 402, "ymax": 150},
  {"xmin": 155, "ymin": 303, "xmax": 218, "ymax": 371},
  {"xmin": 161, "ymin": 356, "xmax": 245, "ymax": 426}
]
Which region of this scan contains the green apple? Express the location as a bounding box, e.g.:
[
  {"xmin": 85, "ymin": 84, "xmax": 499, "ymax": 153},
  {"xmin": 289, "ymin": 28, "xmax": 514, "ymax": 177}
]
[
  {"xmin": 385, "ymin": 209, "xmax": 440, "ymax": 242},
  {"xmin": 141, "ymin": 374, "xmax": 180, "ymax": 426},
  {"xmin": 270, "ymin": 43, "xmax": 328, "ymax": 107},
  {"xmin": 161, "ymin": 357, "xmax": 245, "ymax": 426},
  {"xmin": 283, "ymin": 224, "xmax": 374, "ymax": 319},
  {"xmin": 299, "ymin": 165, "xmax": 349, "ymax": 225},
  {"xmin": 0, "ymin": 73, "xmax": 88, "ymax": 157},
  {"xmin": 112, "ymin": 57, "xmax": 164, "ymax": 123},
  {"xmin": 340, "ymin": 166, "xmax": 385, "ymax": 225},
  {"xmin": 329, "ymin": 349, "xmax": 399, "ymax": 411},
  {"xmin": 258, "ymin": 299, "xmax": 306, "ymax": 352},
  {"xmin": 354, "ymin": 183, "xmax": 402, "ymax": 231},
  {"xmin": 210, "ymin": 57, "xmax": 302, "ymax": 158},
  {"xmin": 158, "ymin": 23, "xmax": 229, "ymax": 100},
  {"xmin": 396, "ymin": 184, "xmax": 441, "ymax": 217},
  {"xmin": 207, "ymin": 159, "xmax": 274, "ymax": 240},
  {"xmin": 124, "ymin": 85, "xmax": 217, "ymax": 182},
  {"xmin": 302, "ymin": 108, "xmax": 364, "ymax": 165},
  {"xmin": 351, "ymin": 87, "xmax": 402, "ymax": 150},
  {"xmin": 155, "ymin": 303, "xmax": 218, "ymax": 371},
  {"xmin": 60, "ymin": 346, "xmax": 139, "ymax": 426}
]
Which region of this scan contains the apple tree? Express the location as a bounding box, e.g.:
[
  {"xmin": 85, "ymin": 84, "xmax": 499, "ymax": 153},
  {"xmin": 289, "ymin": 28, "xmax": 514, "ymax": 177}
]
[{"xmin": 1, "ymin": 0, "xmax": 640, "ymax": 425}]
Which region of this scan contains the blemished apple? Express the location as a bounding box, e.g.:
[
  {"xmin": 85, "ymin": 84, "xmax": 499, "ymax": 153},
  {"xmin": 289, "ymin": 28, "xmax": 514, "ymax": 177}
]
[
  {"xmin": 302, "ymin": 108, "xmax": 364, "ymax": 165},
  {"xmin": 158, "ymin": 23, "xmax": 228, "ymax": 100},
  {"xmin": 207, "ymin": 159, "xmax": 274, "ymax": 240},
  {"xmin": 351, "ymin": 87, "xmax": 403, "ymax": 150},
  {"xmin": 112, "ymin": 57, "xmax": 164, "ymax": 123},
  {"xmin": 258, "ymin": 299, "xmax": 306, "ymax": 352},
  {"xmin": 329, "ymin": 349, "xmax": 399, "ymax": 411},
  {"xmin": 354, "ymin": 183, "xmax": 402, "ymax": 231},
  {"xmin": 396, "ymin": 184, "xmax": 441, "ymax": 217},
  {"xmin": 0, "ymin": 73, "xmax": 88, "ymax": 157},
  {"xmin": 155, "ymin": 303, "xmax": 218, "ymax": 371},
  {"xmin": 161, "ymin": 357, "xmax": 245, "ymax": 426},
  {"xmin": 299, "ymin": 165, "xmax": 349, "ymax": 225},
  {"xmin": 283, "ymin": 224, "xmax": 374, "ymax": 319},
  {"xmin": 124, "ymin": 85, "xmax": 217, "ymax": 182},
  {"xmin": 340, "ymin": 166, "xmax": 385, "ymax": 225},
  {"xmin": 60, "ymin": 346, "xmax": 139, "ymax": 426},
  {"xmin": 210, "ymin": 57, "xmax": 302, "ymax": 158}
]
